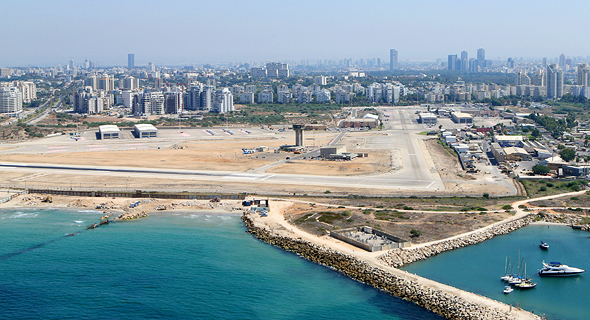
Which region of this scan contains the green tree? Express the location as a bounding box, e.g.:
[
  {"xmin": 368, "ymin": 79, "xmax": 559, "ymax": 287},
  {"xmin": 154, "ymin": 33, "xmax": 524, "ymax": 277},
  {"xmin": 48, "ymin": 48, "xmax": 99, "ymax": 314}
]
[
  {"xmin": 559, "ymin": 148, "xmax": 576, "ymax": 162},
  {"xmin": 410, "ymin": 229, "xmax": 422, "ymax": 238},
  {"xmin": 532, "ymin": 164, "xmax": 550, "ymax": 175}
]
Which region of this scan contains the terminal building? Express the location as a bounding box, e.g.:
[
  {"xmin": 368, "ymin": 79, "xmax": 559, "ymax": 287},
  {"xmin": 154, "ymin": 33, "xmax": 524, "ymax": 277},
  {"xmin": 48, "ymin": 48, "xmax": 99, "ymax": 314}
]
[
  {"xmin": 133, "ymin": 124, "xmax": 158, "ymax": 138},
  {"xmin": 98, "ymin": 125, "xmax": 120, "ymax": 139}
]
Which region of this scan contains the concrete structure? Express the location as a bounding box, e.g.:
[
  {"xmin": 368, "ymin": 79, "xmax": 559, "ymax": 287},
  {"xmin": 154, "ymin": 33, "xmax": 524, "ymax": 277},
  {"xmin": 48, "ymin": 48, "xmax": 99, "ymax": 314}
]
[
  {"xmin": 418, "ymin": 112, "xmax": 437, "ymax": 125},
  {"xmin": 133, "ymin": 124, "xmax": 158, "ymax": 138},
  {"xmin": 98, "ymin": 125, "xmax": 120, "ymax": 139},
  {"xmin": 331, "ymin": 226, "xmax": 410, "ymax": 252},
  {"xmin": 0, "ymin": 87, "xmax": 23, "ymax": 114},
  {"xmin": 320, "ymin": 145, "xmax": 346, "ymax": 158},
  {"xmin": 293, "ymin": 124, "xmax": 304, "ymax": 146},
  {"xmin": 450, "ymin": 112, "xmax": 473, "ymax": 124},
  {"xmin": 134, "ymin": 91, "xmax": 165, "ymax": 115}
]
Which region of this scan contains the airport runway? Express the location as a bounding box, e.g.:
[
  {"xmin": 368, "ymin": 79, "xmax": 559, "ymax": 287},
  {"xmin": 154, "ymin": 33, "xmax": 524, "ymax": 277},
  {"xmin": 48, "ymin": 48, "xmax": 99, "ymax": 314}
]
[{"xmin": 0, "ymin": 162, "xmax": 437, "ymax": 190}]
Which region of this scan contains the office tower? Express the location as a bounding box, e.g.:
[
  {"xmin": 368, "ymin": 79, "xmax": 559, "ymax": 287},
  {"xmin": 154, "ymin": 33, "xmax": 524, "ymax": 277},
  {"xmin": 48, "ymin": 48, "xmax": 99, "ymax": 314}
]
[
  {"xmin": 559, "ymin": 54, "xmax": 565, "ymax": 68},
  {"xmin": 390, "ymin": 49, "xmax": 398, "ymax": 70},
  {"xmin": 477, "ymin": 48, "xmax": 485, "ymax": 61},
  {"xmin": 0, "ymin": 87, "xmax": 23, "ymax": 114},
  {"xmin": 447, "ymin": 54, "xmax": 458, "ymax": 70},
  {"xmin": 507, "ymin": 58, "xmax": 514, "ymax": 69},
  {"xmin": 542, "ymin": 57, "xmax": 548, "ymax": 68},
  {"xmin": 547, "ymin": 64, "xmax": 564, "ymax": 99},
  {"xmin": 578, "ymin": 63, "xmax": 590, "ymax": 86},
  {"xmin": 68, "ymin": 59, "xmax": 74, "ymax": 70},
  {"xmin": 460, "ymin": 51, "xmax": 468, "ymax": 71},
  {"xmin": 148, "ymin": 62, "xmax": 155, "ymax": 72},
  {"xmin": 128, "ymin": 54, "xmax": 135, "ymax": 69}
]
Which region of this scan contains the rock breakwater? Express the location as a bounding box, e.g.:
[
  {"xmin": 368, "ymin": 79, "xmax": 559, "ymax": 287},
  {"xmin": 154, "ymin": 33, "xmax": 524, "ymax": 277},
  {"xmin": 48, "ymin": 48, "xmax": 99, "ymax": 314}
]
[
  {"xmin": 242, "ymin": 214, "xmax": 538, "ymax": 320},
  {"xmin": 379, "ymin": 214, "xmax": 539, "ymax": 268}
]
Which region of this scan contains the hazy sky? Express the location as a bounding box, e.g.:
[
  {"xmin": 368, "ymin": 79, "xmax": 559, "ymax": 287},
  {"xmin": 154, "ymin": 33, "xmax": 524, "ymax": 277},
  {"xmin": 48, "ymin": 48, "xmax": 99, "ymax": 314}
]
[{"xmin": 2, "ymin": 0, "xmax": 590, "ymax": 67}]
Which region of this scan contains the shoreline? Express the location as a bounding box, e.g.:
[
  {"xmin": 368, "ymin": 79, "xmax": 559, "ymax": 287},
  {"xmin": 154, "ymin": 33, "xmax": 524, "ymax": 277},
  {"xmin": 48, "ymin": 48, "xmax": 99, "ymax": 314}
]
[{"xmin": 4, "ymin": 191, "xmax": 588, "ymax": 319}]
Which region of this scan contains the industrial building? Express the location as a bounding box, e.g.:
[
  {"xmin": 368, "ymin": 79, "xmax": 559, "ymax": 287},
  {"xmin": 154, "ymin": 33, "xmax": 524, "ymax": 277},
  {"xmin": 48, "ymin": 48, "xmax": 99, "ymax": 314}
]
[
  {"xmin": 491, "ymin": 142, "xmax": 506, "ymax": 163},
  {"xmin": 495, "ymin": 135, "xmax": 524, "ymax": 147},
  {"xmin": 339, "ymin": 118, "xmax": 378, "ymax": 129},
  {"xmin": 504, "ymin": 147, "xmax": 532, "ymax": 161},
  {"xmin": 133, "ymin": 124, "xmax": 158, "ymax": 138},
  {"xmin": 418, "ymin": 112, "xmax": 437, "ymax": 125},
  {"xmin": 98, "ymin": 125, "xmax": 120, "ymax": 139},
  {"xmin": 450, "ymin": 112, "xmax": 473, "ymax": 124}
]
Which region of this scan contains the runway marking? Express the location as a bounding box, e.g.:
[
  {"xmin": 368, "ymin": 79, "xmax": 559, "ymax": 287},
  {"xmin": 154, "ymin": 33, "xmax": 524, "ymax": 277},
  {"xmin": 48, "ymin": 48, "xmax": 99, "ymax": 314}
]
[
  {"xmin": 87, "ymin": 148, "xmax": 108, "ymax": 151},
  {"xmin": 408, "ymin": 154, "xmax": 417, "ymax": 156},
  {"xmin": 47, "ymin": 146, "xmax": 68, "ymax": 149},
  {"xmin": 47, "ymin": 150, "xmax": 67, "ymax": 153},
  {"xmin": 427, "ymin": 181, "xmax": 435, "ymax": 188},
  {"xmin": 259, "ymin": 175, "xmax": 275, "ymax": 181}
]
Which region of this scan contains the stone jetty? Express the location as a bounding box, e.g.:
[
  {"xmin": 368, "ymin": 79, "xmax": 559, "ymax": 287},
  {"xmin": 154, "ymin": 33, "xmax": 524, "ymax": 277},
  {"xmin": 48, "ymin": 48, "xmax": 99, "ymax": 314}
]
[
  {"xmin": 242, "ymin": 214, "xmax": 540, "ymax": 320},
  {"xmin": 380, "ymin": 212, "xmax": 589, "ymax": 268}
]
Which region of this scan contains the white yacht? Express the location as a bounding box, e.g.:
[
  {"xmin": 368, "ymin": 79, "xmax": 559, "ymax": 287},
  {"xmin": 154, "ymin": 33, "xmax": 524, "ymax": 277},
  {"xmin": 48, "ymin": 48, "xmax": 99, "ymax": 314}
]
[
  {"xmin": 503, "ymin": 286, "xmax": 514, "ymax": 294},
  {"xmin": 538, "ymin": 261, "xmax": 585, "ymax": 277}
]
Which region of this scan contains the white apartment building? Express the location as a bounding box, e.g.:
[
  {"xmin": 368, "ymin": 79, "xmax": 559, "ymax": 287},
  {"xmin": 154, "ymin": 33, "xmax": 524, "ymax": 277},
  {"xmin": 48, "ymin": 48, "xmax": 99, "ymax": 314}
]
[
  {"xmin": 0, "ymin": 87, "xmax": 23, "ymax": 114},
  {"xmin": 258, "ymin": 90, "xmax": 274, "ymax": 103},
  {"xmin": 239, "ymin": 92, "xmax": 255, "ymax": 104},
  {"xmin": 212, "ymin": 88, "xmax": 234, "ymax": 113}
]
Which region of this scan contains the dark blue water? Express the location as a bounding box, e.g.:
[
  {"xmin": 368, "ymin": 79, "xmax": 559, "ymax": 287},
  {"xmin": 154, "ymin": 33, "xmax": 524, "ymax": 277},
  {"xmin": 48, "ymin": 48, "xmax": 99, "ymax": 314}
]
[
  {"xmin": 402, "ymin": 224, "xmax": 590, "ymax": 320},
  {"xmin": 0, "ymin": 209, "xmax": 441, "ymax": 320}
]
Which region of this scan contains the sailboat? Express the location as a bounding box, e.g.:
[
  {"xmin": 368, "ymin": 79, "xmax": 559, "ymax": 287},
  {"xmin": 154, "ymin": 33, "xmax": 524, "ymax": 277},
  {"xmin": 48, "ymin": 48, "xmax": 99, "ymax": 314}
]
[
  {"xmin": 501, "ymin": 256, "xmax": 513, "ymax": 281},
  {"xmin": 515, "ymin": 262, "xmax": 537, "ymax": 289}
]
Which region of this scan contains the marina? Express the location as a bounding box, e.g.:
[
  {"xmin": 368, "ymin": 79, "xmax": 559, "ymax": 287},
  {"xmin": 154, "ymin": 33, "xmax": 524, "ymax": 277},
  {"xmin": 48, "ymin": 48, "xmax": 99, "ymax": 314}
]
[{"xmin": 402, "ymin": 224, "xmax": 590, "ymax": 320}]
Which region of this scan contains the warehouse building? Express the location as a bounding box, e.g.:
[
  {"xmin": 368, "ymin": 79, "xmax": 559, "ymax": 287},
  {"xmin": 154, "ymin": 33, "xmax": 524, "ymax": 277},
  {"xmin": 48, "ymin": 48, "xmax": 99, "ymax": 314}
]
[
  {"xmin": 418, "ymin": 112, "xmax": 437, "ymax": 125},
  {"xmin": 451, "ymin": 112, "xmax": 473, "ymax": 124},
  {"xmin": 98, "ymin": 125, "xmax": 120, "ymax": 139},
  {"xmin": 134, "ymin": 124, "xmax": 158, "ymax": 138}
]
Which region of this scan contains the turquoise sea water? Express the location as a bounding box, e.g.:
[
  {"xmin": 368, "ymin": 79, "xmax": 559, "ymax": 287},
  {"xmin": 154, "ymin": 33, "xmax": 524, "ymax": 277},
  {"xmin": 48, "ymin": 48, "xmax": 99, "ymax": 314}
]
[
  {"xmin": 402, "ymin": 224, "xmax": 590, "ymax": 320},
  {"xmin": 0, "ymin": 209, "xmax": 441, "ymax": 320}
]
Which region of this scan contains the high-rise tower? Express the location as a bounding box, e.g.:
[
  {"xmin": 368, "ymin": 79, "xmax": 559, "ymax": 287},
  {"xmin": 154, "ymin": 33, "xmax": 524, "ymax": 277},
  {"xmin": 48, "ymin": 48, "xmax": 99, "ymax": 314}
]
[
  {"xmin": 389, "ymin": 49, "xmax": 398, "ymax": 70},
  {"xmin": 128, "ymin": 54, "xmax": 135, "ymax": 69},
  {"xmin": 547, "ymin": 64, "xmax": 564, "ymax": 99}
]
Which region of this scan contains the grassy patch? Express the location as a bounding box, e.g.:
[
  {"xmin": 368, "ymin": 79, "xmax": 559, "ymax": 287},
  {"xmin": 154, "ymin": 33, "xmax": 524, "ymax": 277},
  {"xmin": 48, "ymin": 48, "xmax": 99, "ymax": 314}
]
[
  {"xmin": 317, "ymin": 211, "xmax": 346, "ymax": 224},
  {"xmin": 521, "ymin": 179, "xmax": 587, "ymax": 198}
]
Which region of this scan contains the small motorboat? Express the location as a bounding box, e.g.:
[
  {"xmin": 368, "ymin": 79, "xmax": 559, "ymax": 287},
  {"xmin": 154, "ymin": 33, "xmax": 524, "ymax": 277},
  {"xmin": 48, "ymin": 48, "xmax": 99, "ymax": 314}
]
[
  {"xmin": 86, "ymin": 223, "xmax": 99, "ymax": 230},
  {"xmin": 503, "ymin": 286, "xmax": 514, "ymax": 294},
  {"xmin": 540, "ymin": 241, "xmax": 549, "ymax": 250}
]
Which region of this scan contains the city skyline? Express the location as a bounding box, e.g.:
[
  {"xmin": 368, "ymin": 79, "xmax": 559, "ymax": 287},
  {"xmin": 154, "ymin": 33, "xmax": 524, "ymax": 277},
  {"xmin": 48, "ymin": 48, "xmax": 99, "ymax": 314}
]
[{"xmin": 2, "ymin": 0, "xmax": 590, "ymax": 67}]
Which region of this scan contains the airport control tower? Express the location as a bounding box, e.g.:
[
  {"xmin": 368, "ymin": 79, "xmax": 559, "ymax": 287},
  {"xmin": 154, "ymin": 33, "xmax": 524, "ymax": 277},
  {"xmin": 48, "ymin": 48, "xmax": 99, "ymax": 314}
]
[{"xmin": 293, "ymin": 124, "xmax": 304, "ymax": 146}]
